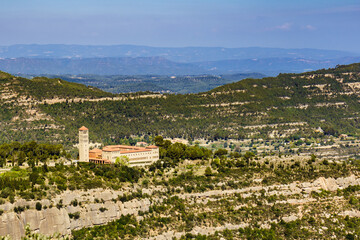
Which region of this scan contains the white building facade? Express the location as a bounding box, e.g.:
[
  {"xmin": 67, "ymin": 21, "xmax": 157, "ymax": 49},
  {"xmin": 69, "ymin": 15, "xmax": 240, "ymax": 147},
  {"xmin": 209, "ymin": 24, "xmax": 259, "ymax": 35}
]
[
  {"xmin": 101, "ymin": 145, "xmax": 159, "ymax": 166},
  {"xmin": 79, "ymin": 126, "xmax": 159, "ymax": 166}
]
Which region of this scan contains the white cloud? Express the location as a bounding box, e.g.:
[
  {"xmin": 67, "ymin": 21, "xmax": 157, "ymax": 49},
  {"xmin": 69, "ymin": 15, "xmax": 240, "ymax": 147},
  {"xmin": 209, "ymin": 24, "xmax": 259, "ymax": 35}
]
[
  {"xmin": 267, "ymin": 23, "xmax": 317, "ymax": 32},
  {"xmin": 303, "ymin": 25, "xmax": 317, "ymax": 31},
  {"xmin": 274, "ymin": 22, "xmax": 292, "ymax": 31}
]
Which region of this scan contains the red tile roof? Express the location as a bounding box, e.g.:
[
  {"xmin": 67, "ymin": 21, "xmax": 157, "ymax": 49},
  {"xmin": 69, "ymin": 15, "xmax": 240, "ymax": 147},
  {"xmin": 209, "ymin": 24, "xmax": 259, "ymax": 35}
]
[
  {"xmin": 107, "ymin": 145, "xmax": 141, "ymax": 149},
  {"xmin": 146, "ymin": 145, "xmax": 159, "ymax": 149},
  {"xmin": 102, "ymin": 144, "xmax": 156, "ymax": 153},
  {"xmin": 79, "ymin": 126, "xmax": 88, "ymax": 131},
  {"xmin": 89, "ymin": 148, "xmax": 103, "ymax": 153},
  {"xmin": 102, "ymin": 148, "xmax": 120, "ymax": 152}
]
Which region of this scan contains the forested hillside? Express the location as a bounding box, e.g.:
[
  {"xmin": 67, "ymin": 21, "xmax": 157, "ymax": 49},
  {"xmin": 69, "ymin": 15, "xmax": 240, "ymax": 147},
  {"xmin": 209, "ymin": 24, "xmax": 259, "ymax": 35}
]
[
  {"xmin": 0, "ymin": 71, "xmax": 112, "ymax": 100},
  {"xmin": 1, "ymin": 63, "xmax": 360, "ymax": 147}
]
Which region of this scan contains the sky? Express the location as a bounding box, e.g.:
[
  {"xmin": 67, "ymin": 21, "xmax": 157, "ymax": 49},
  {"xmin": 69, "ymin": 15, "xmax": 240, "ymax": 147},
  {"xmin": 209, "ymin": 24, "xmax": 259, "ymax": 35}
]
[{"xmin": 1, "ymin": 0, "xmax": 360, "ymax": 52}]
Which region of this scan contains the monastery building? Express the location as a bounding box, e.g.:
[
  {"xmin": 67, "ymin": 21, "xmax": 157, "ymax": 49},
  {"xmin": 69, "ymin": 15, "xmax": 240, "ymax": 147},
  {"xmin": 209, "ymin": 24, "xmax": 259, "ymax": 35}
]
[{"xmin": 78, "ymin": 126, "xmax": 159, "ymax": 166}]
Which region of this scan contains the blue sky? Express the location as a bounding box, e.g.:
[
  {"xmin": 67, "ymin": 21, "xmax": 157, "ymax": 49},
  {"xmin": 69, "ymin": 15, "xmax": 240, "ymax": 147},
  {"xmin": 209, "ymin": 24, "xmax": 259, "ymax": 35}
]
[{"xmin": 1, "ymin": 0, "xmax": 360, "ymax": 52}]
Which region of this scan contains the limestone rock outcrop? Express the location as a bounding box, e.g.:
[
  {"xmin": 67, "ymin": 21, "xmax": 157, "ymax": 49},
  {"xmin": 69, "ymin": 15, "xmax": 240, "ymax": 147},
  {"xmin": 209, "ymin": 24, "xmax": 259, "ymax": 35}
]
[
  {"xmin": 0, "ymin": 188, "xmax": 151, "ymax": 239},
  {"xmin": 0, "ymin": 175, "xmax": 359, "ymax": 239}
]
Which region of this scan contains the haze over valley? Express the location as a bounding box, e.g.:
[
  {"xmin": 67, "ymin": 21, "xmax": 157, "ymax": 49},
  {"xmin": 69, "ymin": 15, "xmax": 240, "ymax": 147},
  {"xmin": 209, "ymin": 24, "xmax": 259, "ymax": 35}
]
[{"xmin": 1, "ymin": 44, "xmax": 359, "ymax": 76}]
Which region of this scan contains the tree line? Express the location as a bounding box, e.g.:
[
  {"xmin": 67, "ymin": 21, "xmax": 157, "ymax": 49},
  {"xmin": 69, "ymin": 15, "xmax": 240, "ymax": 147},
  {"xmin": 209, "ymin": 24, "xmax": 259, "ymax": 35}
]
[{"xmin": 0, "ymin": 141, "xmax": 69, "ymax": 167}]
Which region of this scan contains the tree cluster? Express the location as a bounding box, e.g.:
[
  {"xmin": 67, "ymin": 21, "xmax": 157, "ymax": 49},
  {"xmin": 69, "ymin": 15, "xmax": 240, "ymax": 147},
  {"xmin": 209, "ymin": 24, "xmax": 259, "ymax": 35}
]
[
  {"xmin": 154, "ymin": 136, "xmax": 212, "ymax": 161},
  {"xmin": 0, "ymin": 141, "xmax": 68, "ymax": 167}
]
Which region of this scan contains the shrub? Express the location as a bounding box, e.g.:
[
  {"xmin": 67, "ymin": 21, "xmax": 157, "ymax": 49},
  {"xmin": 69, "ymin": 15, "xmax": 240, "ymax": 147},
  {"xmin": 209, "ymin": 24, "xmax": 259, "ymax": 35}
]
[
  {"xmin": 35, "ymin": 202, "xmax": 42, "ymax": 211},
  {"xmin": 14, "ymin": 206, "xmax": 25, "ymax": 213},
  {"xmin": 204, "ymin": 167, "xmax": 212, "ymax": 177},
  {"xmin": 142, "ymin": 179, "xmax": 149, "ymax": 187},
  {"xmin": 69, "ymin": 212, "xmax": 80, "ymax": 219},
  {"xmin": 71, "ymin": 199, "xmax": 78, "ymax": 207},
  {"xmin": 56, "ymin": 200, "xmax": 63, "ymax": 209},
  {"xmin": 349, "ymin": 196, "xmax": 358, "ymax": 205},
  {"xmin": 99, "ymin": 207, "xmax": 107, "ymax": 212}
]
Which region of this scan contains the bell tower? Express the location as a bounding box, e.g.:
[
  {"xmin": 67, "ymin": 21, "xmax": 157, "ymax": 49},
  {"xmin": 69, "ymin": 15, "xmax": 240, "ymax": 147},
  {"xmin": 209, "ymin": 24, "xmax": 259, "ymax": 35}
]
[{"xmin": 79, "ymin": 126, "xmax": 89, "ymax": 162}]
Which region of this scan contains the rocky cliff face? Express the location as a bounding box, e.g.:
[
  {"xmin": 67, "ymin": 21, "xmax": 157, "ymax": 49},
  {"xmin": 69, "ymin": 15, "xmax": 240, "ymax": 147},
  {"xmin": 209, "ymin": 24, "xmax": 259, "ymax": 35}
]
[
  {"xmin": 0, "ymin": 188, "xmax": 152, "ymax": 239},
  {"xmin": 1, "ymin": 175, "xmax": 359, "ymax": 239},
  {"xmin": 147, "ymin": 175, "xmax": 360, "ymax": 240}
]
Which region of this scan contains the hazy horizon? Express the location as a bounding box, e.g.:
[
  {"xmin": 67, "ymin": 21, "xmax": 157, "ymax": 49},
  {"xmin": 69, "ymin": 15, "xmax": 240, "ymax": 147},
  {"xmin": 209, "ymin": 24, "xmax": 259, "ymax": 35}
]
[
  {"xmin": 1, "ymin": 0, "xmax": 360, "ymax": 52},
  {"xmin": 0, "ymin": 43, "xmax": 359, "ymax": 54}
]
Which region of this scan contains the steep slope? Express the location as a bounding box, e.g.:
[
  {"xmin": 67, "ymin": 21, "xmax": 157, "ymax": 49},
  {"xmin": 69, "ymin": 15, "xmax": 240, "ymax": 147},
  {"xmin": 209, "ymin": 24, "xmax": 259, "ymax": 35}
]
[
  {"xmin": 0, "ymin": 73, "xmax": 112, "ymax": 100},
  {"xmin": 1, "ymin": 63, "xmax": 360, "ymax": 145},
  {"xmin": 0, "ymin": 72, "xmax": 114, "ymax": 143}
]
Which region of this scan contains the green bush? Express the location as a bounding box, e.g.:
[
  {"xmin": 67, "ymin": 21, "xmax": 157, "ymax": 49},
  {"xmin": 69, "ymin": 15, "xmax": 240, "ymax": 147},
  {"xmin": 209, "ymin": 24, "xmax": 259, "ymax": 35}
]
[
  {"xmin": 35, "ymin": 202, "xmax": 42, "ymax": 211},
  {"xmin": 69, "ymin": 212, "xmax": 80, "ymax": 220},
  {"xmin": 71, "ymin": 199, "xmax": 78, "ymax": 207},
  {"xmin": 56, "ymin": 200, "xmax": 63, "ymax": 209},
  {"xmin": 99, "ymin": 207, "xmax": 107, "ymax": 212},
  {"xmin": 204, "ymin": 167, "xmax": 212, "ymax": 177},
  {"xmin": 14, "ymin": 206, "xmax": 25, "ymax": 213}
]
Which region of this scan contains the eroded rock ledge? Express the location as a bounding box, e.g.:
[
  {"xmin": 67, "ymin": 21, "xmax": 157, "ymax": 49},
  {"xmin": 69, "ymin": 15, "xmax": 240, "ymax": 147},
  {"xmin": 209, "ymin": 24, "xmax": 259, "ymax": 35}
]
[
  {"xmin": 0, "ymin": 175, "xmax": 359, "ymax": 239},
  {"xmin": 0, "ymin": 188, "xmax": 152, "ymax": 239}
]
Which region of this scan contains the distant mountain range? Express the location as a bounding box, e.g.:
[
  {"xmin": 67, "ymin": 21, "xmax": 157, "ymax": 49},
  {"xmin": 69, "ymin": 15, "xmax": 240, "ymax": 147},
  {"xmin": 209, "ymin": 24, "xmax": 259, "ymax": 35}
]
[
  {"xmin": 0, "ymin": 57, "xmax": 203, "ymax": 75},
  {"xmin": 1, "ymin": 56, "xmax": 359, "ymax": 76},
  {"xmin": 0, "ymin": 44, "xmax": 359, "ymax": 75},
  {"xmin": 1, "ymin": 44, "xmax": 358, "ymax": 62}
]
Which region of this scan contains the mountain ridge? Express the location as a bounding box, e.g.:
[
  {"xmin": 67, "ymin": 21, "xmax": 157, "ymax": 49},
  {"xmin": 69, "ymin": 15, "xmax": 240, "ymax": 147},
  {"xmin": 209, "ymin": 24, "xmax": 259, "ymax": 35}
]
[
  {"xmin": 1, "ymin": 62, "xmax": 360, "ymax": 145},
  {"xmin": 0, "ymin": 57, "xmax": 206, "ymax": 75},
  {"xmin": 1, "ymin": 44, "xmax": 359, "ymax": 76}
]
